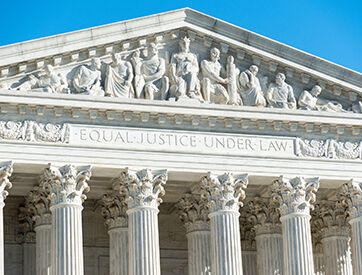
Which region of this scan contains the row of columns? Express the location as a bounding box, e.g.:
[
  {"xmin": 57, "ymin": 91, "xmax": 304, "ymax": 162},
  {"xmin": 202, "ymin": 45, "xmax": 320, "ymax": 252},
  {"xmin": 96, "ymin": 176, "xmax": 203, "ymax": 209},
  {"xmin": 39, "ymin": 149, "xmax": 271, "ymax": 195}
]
[{"xmin": 0, "ymin": 161, "xmax": 361, "ymax": 275}]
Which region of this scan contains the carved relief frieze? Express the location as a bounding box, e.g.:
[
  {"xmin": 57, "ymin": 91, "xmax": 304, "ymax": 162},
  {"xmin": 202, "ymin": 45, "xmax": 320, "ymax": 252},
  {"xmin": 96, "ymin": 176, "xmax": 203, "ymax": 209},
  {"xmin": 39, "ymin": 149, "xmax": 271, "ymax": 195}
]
[
  {"xmin": 0, "ymin": 120, "xmax": 69, "ymax": 143},
  {"xmin": 0, "ymin": 32, "xmax": 360, "ymax": 114}
]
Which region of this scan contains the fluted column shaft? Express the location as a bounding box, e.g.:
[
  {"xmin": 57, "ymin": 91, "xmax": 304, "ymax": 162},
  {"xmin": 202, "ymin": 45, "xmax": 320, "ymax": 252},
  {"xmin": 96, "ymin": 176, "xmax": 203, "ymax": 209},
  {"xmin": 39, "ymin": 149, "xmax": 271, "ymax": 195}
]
[
  {"xmin": 321, "ymin": 229, "xmax": 353, "ymax": 275},
  {"xmin": 350, "ymin": 217, "xmax": 362, "ymax": 275},
  {"xmin": 210, "ymin": 211, "xmax": 243, "ymax": 274},
  {"xmin": 51, "ymin": 204, "xmax": 84, "ymax": 275},
  {"xmin": 255, "ymin": 225, "xmax": 283, "ymax": 275},
  {"xmin": 128, "ymin": 207, "xmax": 160, "ymax": 275},
  {"xmin": 108, "ymin": 227, "xmax": 128, "ymax": 275},
  {"xmin": 186, "ymin": 228, "xmax": 211, "ymax": 275},
  {"xmin": 281, "ymin": 213, "xmax": 314, "ymax": 274},
  {"xmin": 35, "ymin": 224, "xmax": 51, "ymax": 275},
  {"xmin": 0, "ymin": 201, "xmax": 4, "ymax": 275}
]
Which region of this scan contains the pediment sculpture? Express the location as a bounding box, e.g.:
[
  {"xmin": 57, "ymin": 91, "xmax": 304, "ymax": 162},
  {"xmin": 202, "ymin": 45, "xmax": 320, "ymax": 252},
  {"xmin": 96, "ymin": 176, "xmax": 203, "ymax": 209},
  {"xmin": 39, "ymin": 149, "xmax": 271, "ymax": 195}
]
[{"xmin": 1, "ymin": 36, "xmax": 361, "ymax": 114}]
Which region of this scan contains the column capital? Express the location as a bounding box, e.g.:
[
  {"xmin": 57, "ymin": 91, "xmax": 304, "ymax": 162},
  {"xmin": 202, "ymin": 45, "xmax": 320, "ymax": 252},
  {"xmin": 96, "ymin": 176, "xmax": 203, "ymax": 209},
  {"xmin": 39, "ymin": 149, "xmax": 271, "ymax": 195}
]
[
  {"xmin": 26, "ymin": 185, "xmax": 52, "ymax": 226},
  {"xmin": 177, "ymin": 194, "xmax": 209, "ymax": 232},
  {"xmin": 338, "ymin": 179, "xmax": 362, "ymax": 221},
  {"xmin": 99, "ymin": 191, "xmax": 128, "ymax": 229},
  {"xmin": 0, "ymin": 161, "xmax": 13, "ymax": 203},
  {"xmin": 239, "ymin": 210, "xmax": 256, "ymax": 250},
  {"xmin": 41, "ymin": 164, "xmax": 91, "ymax": 206},
  {"xmin": 113, "ymin": 168, "xmax": 168, "ymax": 210},
  {"xmin": 246, "ymin": 197, "xmax": 281, "ymax": 230},
  {"xmin": 272, "ymin": 176, "xmax": 319, "ymax": 216},
  {"xmin": 18, "ymin": 205, "xmax": 36, "ymax": 243},
  {"xmin": 200, "ymin": 172, "xmax": 248, "ymax": 213}
]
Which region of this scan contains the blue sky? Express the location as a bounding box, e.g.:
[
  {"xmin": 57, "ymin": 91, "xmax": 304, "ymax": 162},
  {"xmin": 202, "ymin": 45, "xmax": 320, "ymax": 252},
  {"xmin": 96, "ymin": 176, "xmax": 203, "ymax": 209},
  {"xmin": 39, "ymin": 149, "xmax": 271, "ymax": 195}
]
[{"xmin": 1, "ymin": 0, "xmax": 361, "ymax": 72}]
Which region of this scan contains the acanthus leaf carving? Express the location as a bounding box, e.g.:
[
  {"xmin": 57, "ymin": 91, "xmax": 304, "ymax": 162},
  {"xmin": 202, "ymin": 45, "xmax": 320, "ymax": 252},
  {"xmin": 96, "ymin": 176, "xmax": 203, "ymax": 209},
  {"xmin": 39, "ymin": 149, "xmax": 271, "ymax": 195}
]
[
  {"xmin": 0, "ymin": 161, "xmax": 13, "ymax": 203},
  {"xmin": 41, "ymin": 164, "xmax": 92, "ymax": 206},
  {"xmin": 17, "ymin": 205, "xmax": 36, "ymax": 243},
  {"xmin": 176, "ymin": 194, "xmax": 209, "ymax": 232},
  {"xmin": 271, "ymin": 176, "xmax": 319, "ymax": 216},
  {"xmin": 338, "ymin": 179, "xmax": 362, "ymax": 220},
  {"xmin": 200, "ymin": 172, "xmax": 248, "ymax": 213},
  {"xmin": 113, "ymin": 168, "xmax": 168, "ymax": 209},
  {"xmin": 26, "ymin": 185, "xmax": 52, "ymax": 226},
  {"xmin": 99, "ymin": 191, "xmax": 128, "ymax": 229}
]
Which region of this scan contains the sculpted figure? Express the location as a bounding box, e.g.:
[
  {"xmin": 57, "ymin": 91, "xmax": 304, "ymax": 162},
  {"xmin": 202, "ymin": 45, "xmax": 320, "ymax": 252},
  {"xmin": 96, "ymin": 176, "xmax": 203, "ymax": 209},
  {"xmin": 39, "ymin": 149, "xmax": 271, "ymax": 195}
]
[
  {"xmin": 298, "ymin": 85, "xmax": 346, "ymax": 112},
  {"xmin": 105, "ymin": 53, "xmax": 134, "ymax": 98},
  {"xmin": 169, "ymin": 37, "xmax": 202, "ymax": 101},
  {"xmin": 131, "ymin": 50, "xmax": 145, "ymax": 98},
  {"xmin": 266, "ymin": 73, "xmax": 296, "ymax": 109},
  {"xmin": 133, "ymin": 43, "xmax": 169, "ymax": 100},
  {"xmin": 239, "ymin": 65, "xmax": 266, "ymax": 107},
  {"xmin": 201, "ymin": 47, "xmax": 230, "ymax": 104},
  {"xmin": 17, "ymin": 64, "xmax": 69, "ymax": 93},
  {"xmin": 351, "ymin": 101, "xmax": 362, "ymax": 113},
  {"xmin": 226, "ymin": 56, "xmax": 242, "ymax": 105},
  {"xmin": 73, "ymin": 58, "xmax": 105, "ymax": 96}
]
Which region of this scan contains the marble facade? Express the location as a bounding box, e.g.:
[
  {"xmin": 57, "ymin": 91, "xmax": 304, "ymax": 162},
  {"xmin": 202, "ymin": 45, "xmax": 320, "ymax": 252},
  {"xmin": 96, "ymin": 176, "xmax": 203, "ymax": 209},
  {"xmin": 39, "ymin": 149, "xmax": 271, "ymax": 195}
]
[{"xmin": 0, "ymin": 8, "xmax": 361, "ymax": 275}]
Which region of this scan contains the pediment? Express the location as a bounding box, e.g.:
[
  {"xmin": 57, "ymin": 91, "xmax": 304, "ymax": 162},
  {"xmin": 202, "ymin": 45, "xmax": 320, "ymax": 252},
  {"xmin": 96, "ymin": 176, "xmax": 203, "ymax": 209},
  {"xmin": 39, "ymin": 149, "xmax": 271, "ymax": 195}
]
[{"xmin": 0, "ymin": 8, "xmax": 361, "ymax": 114}]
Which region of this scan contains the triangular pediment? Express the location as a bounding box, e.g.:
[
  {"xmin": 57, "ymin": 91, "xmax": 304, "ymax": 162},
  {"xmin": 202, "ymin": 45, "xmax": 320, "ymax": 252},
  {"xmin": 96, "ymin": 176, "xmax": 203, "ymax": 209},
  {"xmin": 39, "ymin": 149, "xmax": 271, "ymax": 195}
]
[{"xmin": 0, "ymin": 8, "xmax": 361, "ymax": 113}]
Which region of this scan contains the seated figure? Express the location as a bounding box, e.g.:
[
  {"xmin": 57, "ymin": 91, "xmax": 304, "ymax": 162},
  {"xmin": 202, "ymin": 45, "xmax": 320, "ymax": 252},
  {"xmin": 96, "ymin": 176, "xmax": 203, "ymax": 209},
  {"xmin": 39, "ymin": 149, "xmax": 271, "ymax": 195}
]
[
  {"xmin": 239, "ymin": 65, "xmax": 266, "ymax": 107},
  {"xmin": 17, "ymin": 64, "xmax": 69, "ymax": 93},
  {"xmin": 201, "ymin": 47, "xmax": 230, "ymax": 104},
  {"xmin": 298, "ymin": 85, "xmax": 346, "ymax": 112},
  {"xmin": 131, "ymin": 43, "xmax": 169, "ymax": 100},
  {"xmin": 266, "ymin": 73, "xmax": 296, "ymax": 109},
  {"xmin": 169, "ymin": 37, "xmax": 202, "ymax": 101},
  {"xmin": 73, "ymin": 58, "xmax": 105, "ymax": 96},
  {"xmin": 105, "ymin": 53, "xmax": 134, "ymax": 98}
]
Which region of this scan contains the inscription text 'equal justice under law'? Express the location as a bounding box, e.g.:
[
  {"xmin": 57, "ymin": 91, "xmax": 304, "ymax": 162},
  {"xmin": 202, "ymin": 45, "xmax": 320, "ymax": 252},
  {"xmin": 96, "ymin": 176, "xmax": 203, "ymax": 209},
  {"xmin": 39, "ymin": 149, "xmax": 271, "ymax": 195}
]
[{"xmin": 70, "ymin": 125, "xmax": 295, "ymax": 157}]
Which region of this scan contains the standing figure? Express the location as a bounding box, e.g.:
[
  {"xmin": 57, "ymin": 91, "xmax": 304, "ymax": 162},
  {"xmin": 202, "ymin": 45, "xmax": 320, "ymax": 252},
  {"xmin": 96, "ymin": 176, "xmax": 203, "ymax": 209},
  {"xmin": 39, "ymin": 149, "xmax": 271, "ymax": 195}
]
[
  {"xmin": 105, "ymin": 53, "xmax": 134, "ymax": 98},
  {"xmin": 201, "ymin": 47, "xmax": 230, "ymax": 104},
  {"xmin": 266, "ymin": 73, "xmax": 296, "ymax": 109},
  {"xmin": 298, "ymin": 85, "xmax": 346, "ymax": 112},
  {"xmin": 239, "ymin": 65, "xmax": 266, "ymax": 107},
  {"xmin": 169, "ymin": 37, "xmax": 202, "ymax": 101},
  {"xmin": 73, "ymin": 58, "xmax": 105, "ymax": 96},
  {"xmin": 139, "ymin": 43, "xmax": 169, "ymax": 100},
  {"xmin": 226, "ymin": 56, "xmax": 242, "ymax": 105},
  {"xmin": 17, "ymin": 64, "xmax": 69, "ymax": 93},
  {"xmin": 131, "ymin": 49, "xmax": 145, "ymax": 98}
]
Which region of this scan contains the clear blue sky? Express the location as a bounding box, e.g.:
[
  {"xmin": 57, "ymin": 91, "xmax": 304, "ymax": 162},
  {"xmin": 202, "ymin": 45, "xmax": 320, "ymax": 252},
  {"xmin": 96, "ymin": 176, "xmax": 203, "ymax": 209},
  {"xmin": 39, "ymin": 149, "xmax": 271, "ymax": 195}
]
[{"xmin": 1, "ymin": 0, "xmax": 361, "ymax": 72}]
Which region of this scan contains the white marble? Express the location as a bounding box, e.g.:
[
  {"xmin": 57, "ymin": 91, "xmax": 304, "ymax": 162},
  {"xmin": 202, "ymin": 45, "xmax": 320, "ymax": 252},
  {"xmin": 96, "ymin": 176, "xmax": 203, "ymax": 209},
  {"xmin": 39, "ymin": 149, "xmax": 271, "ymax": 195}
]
[
  {"xmin": 114, "ymin": 168, "xmax": 167, "ymax": 275},
  {"xmin": 340, "ymin": 180, "xmax": 362, "ymax": 275},
  {"xmin": 0, "ymin": 161, "xmax": 13, "ymax": 275},
  {"xmin": 35, "ymin": 225, "xmax": 51, "ymax": 275},
  {"xmin": 177, "ymin": 194, "xmax": 211, "ymax": 275},
  {"xmin": 201, "ymin": 172, "xmax": 248, "ymax": 275},
  {"xmin": 272, "ymin": 176, "xmax": 319, "ymax": 275},
  {"xmin": 42, "ymin": 164, "xmax": 91, "ymax": 275}
]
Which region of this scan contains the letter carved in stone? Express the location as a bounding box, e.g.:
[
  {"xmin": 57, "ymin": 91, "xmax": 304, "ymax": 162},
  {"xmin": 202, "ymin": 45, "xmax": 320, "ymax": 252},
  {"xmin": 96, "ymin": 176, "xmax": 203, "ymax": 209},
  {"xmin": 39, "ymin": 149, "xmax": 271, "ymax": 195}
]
[
  {"xmin": 271, "ymin": 176, "xmax": 319, "ymax": 216},
  {"xmin": 113, "ymin": 168, "xmax": 168, "ymax": 209},
  {"xmin": 200, "ymin": 172, "xmax": 248, "ymax": 213},
  {"xmin": 41, "ymin": 164, "xmax": 91, "ymax": 206},
  {"xmin": 99, "ymin": 191, "xmax": 128, "ymax": 228}
]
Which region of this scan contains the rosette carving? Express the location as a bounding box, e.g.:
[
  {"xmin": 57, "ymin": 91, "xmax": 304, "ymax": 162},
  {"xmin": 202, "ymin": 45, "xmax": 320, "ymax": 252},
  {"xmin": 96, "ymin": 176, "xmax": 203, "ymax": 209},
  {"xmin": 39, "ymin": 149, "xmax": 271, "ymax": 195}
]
[
  {"xmin": 0, "ymin": 161, "xmax": 13, "ymax": 203},
  {"xmin": 41, "ymin": 164, "xmax": 92, "ymax": 206},
  {"xmin": 26, "ymin": 185, "xmax": 52, "ymax": 226},
  {"xmin": 99, "ymin": 191, "xmax": 128, "ymax": 229},
  {"xmin": 177, "ymin": 194, "xmax": 209, "ymax": 232},
  {"xmin": 113, "ymin": 168, "xmax": 168, "ymax": 209},
  {"xmin": 271, "ymin": 176, "xmax": 319, "ymax": 216},
  {"xmin": 200, "ymin": 172, "xmax": 248, "ymax": 213},
  {"xmin": 338, "ymin": 179, "xmax": 362, "ymax": 220}
]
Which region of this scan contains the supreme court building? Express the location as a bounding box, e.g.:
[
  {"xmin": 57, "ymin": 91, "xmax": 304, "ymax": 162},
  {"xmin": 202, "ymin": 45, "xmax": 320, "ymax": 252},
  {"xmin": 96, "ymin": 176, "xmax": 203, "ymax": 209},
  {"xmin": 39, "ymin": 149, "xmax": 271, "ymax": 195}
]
[{"xmin": 0, "ymin": 8, "xmax": 361, "ymax": 275}]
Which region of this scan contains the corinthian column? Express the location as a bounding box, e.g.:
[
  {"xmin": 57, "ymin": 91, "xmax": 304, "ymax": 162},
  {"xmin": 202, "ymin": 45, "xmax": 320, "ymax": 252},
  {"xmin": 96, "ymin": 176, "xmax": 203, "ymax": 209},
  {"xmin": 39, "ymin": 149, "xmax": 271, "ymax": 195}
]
[
  {"xmin": 313, "ymin": 200, "xmax": 353, "ymax": 275},
  {"xmin": 42, "ymin": 164, "xmax": 91, "ymax": 275},
  {"xmin": 339, "ymin": 180, "xmax": 362, "ymax": 275},
  {"xmin": 0, "ymin": 161, "xmax": 13, "ymax": 275},
  {"xmin": 201, "ymin": 172, "xmax": 248, "ymax": 275},
  {"xmin": 99, "ymin": 191, "xmax": 128, "ymax": 275},
  {"xmin": 26, "ymin": 185, "xmax": 52, "ymax": 275},
  {"xmin": 247, "ymin": 197, "xmax": 283, "ymax": 275},
  {"xmin": 114, "ymin": 168, "xmax": 167, "ymax": 275},
  {"xmin": 272, "ymin": 176, "xmax": 319, "ymax": 275},
  {"xmin": 177, "ymin": 194, "xmax": 211, "ymax": 275}
]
